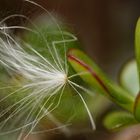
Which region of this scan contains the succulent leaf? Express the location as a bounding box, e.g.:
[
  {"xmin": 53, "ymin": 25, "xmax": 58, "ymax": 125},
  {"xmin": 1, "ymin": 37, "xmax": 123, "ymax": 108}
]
[
  {"xmin": 120, "ymin": 60, "xmax": 139, "ymax": 96},
  {"xmin": 103, "ymin": 111, "xmax": 136, "ymax": 130},
  {"xmin": 68, "ymin": 49, "xmax": 134, "ymax": 112}
]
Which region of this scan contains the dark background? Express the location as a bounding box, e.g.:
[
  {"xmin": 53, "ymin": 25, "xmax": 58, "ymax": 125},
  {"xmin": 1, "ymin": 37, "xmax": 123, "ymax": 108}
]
[{"xmin": 0, "ymin": 0, "xmax": 140, "ymax": 140}]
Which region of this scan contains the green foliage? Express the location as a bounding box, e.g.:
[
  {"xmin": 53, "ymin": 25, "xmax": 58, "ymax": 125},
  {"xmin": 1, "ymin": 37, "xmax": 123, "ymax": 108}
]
[
  {"xmin": 68, "ymin": 49, "xmax": 134, "ymax": 112},
  {"xmin": 1, "ymin": 14, "xmax": 140, "ymax": 134},
  {"xmin": 135, "ymin": 18, "xmax": 140, "ymax": 83},
  {"xmin": 120, "ymin": 60, "xmax": 139, "ymax": 96},
  {"xmin": 134, "ymin": 18, "xmax": 140, "ymax": 122},
  {"xmin": 68, "ymin": 17, "xmax": 140, "ymax": 130},
  {"xmin": 103, "ymin": 111, "xmax": 137, "ymax": 130}
]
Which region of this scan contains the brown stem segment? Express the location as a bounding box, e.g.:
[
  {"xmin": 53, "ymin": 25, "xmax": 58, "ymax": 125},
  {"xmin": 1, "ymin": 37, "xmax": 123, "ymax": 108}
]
[{"xmin": 134, "ymin": 91, "xmax": 140, "ymax": 121}]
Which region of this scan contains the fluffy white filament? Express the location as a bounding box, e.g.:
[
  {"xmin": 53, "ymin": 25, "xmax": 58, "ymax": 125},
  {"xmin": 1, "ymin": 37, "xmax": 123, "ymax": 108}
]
[
  {"xmin": 0, "ymin": 27, "xmax": 70, "ymax": 137},
  {"xmin": 0, "ymin": 26, "xmax": 95, "ymax": 140},
  {"xmin": 0, "ymin": 1, "xmax": 95, "ymax": 139}
]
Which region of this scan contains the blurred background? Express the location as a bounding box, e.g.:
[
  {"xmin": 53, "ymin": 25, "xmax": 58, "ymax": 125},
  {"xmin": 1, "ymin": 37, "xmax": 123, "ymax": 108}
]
[
  {"xmin": 0, "ymin": 0, "xmax": 140, "ymax": 78},
  {"xmin": 0, "ymin": 0, "xmax": 140, "ymax": 140}
]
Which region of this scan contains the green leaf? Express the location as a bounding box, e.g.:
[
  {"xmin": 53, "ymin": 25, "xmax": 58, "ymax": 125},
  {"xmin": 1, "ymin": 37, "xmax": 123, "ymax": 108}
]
[
  {"xmin": 68, "ymin": 49, "xmax": 135, "ymax": 112},
  {"xmin": 120, "ymin": 60, "xmax": 139, "ymax": 96},
  {"xmin": 135, "ymin": 18, "xmax": 140, "ymax": 86},
  {"xmin": 134, "ymin": 18, "xmax": 140, "ymax": 122},
  {"xmin": 103, "ymin": 111, "xmax": 137, "ymax": 131}
]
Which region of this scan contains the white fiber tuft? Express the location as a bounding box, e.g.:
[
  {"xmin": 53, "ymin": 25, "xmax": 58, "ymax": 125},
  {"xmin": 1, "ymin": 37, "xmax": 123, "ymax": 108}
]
[{"xmin": 0, "ymin": 1, "xmax": 95, "ymax": 138}]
